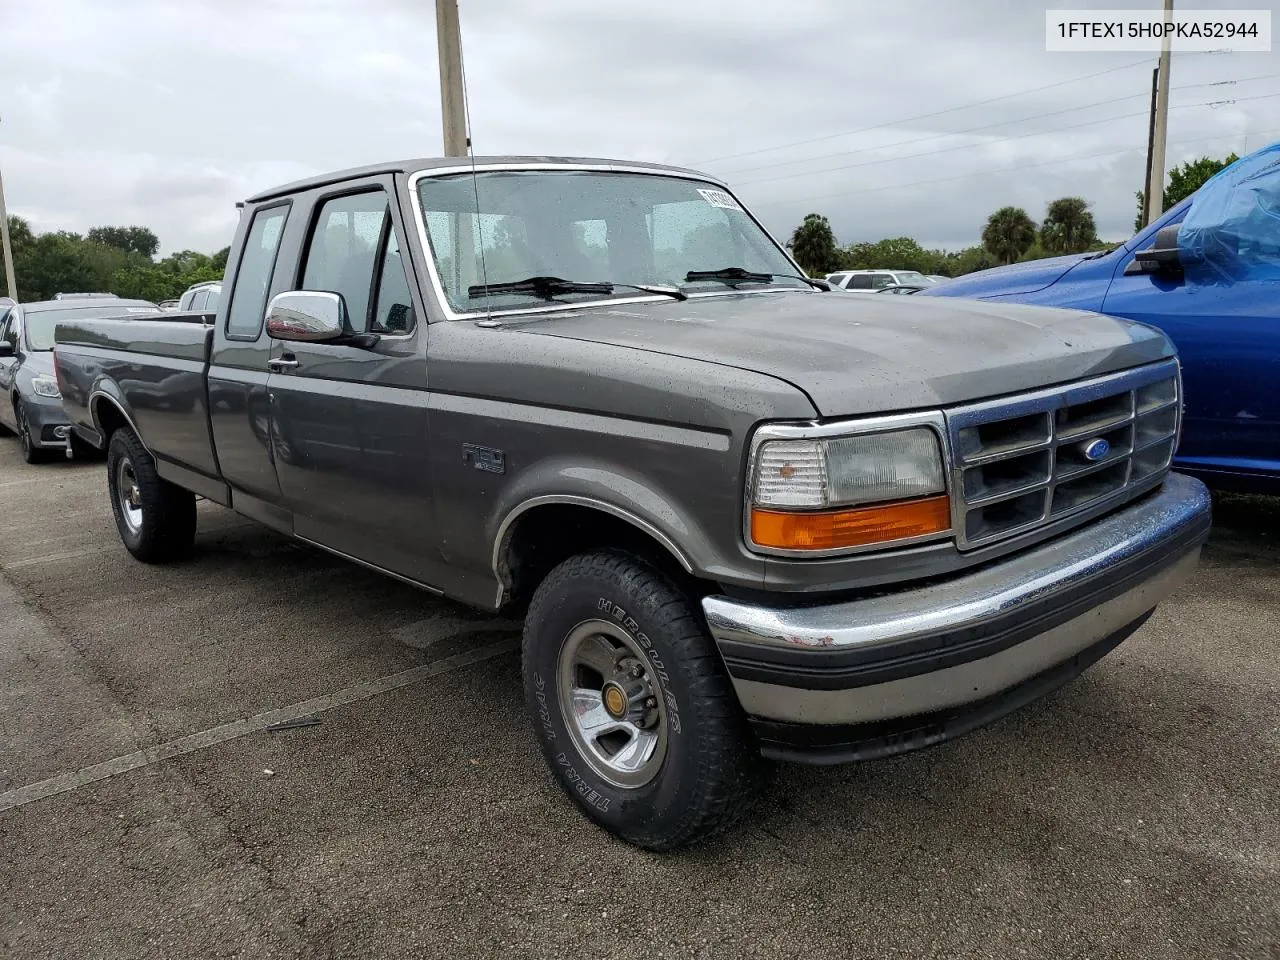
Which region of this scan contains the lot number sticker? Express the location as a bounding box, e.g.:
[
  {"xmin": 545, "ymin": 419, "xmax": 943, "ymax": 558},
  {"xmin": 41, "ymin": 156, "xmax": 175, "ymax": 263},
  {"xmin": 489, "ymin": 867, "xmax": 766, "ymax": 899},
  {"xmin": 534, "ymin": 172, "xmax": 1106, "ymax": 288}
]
[{"xmin": 697, "ymin": 188, "xmax": 743, "ymax": 212}]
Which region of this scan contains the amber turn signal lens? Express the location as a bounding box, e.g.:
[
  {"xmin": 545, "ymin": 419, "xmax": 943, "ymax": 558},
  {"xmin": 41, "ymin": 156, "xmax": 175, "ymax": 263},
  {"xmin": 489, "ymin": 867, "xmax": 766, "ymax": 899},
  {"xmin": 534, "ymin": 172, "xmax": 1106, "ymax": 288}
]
[{"xmin": 751, "ymin": 495, "xmax": 951, "ymax": 551}]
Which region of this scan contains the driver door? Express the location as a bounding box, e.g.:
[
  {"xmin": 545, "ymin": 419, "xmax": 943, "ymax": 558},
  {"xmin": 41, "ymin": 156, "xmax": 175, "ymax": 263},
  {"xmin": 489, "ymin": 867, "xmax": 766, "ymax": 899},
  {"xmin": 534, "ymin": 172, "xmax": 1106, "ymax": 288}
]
[{"xmin": 265, "ymin": 179, "xmax": 436, "ymax": 582}]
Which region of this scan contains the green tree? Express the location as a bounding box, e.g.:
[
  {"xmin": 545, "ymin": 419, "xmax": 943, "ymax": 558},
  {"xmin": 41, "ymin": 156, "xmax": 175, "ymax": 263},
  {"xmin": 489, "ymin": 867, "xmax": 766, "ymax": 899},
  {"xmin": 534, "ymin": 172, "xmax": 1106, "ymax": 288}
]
[
  {"xmin": 1039, "ymin": 197, "xmax": 1097, "ymax": 254},
  {"xmin": 982, "ymin": 207, "xmax": 1037, "ymax": 266},
  {"xmin": 1134, "ymin": 152, "xmax": 1239, "ymax": 231},
  {"xmin": 211, "ymin": 246, "xmax": 231, "ymax": 272},
  {"xmin": 86, "ymin": 225, "xmax": 160, "ymax": 258},
  {"xmin": 786, "ymin": 214, "xmax": 841, "ymax": 275}
]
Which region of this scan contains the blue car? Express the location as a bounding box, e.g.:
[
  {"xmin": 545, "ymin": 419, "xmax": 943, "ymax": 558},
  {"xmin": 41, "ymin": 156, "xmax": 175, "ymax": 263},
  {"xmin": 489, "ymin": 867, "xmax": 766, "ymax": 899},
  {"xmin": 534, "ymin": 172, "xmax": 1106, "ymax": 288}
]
[{"xmin": 924, "ymin": 143, "xmax": 1280, "ymax": 495}]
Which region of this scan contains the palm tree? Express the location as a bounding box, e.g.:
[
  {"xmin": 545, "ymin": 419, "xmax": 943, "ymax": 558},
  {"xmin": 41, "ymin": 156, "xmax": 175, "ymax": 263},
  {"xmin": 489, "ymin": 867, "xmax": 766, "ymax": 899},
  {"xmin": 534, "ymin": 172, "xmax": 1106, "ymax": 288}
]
[
  {"xmin": 787, "ymin": 214, "xmax": 840, "ymax": 275},
  {"xmin": 982, "ymin": 207, "xmax": 1037, "ymax": 265},
  {"xmin": 1040, "ymin": 197, "xmax": 1097, "ymax": 254}
]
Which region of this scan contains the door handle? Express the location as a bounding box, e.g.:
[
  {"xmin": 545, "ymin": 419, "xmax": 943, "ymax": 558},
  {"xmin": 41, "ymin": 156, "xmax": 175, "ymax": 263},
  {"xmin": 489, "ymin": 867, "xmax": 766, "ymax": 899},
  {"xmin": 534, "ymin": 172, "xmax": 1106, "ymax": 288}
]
[{"xmin": 267, "ymin": 357, "xmax": 299, "ymax": 371}]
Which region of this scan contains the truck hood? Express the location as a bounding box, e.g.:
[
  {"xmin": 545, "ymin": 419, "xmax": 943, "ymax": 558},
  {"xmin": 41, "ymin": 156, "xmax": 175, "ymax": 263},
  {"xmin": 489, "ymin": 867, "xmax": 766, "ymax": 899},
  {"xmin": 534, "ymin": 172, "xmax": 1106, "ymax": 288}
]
[
  {"xmin": 504, "ymin": 291, "xmax": 1174, "ymax": 417},
  {"xmin": 922, "ymin": 252, "xmax": 1094, "ymax": 298}
]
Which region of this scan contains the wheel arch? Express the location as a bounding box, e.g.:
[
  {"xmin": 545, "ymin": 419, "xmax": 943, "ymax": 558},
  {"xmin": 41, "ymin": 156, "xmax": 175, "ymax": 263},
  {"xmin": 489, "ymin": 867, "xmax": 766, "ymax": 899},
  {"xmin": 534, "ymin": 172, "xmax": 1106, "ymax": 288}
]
[
  {"xmin": 493, "ymin": 496, "xmax": 703, "ymax": 611},
  {"xmin": 90, "ymin": 390, "xmax": 148, "ymax": 453}
]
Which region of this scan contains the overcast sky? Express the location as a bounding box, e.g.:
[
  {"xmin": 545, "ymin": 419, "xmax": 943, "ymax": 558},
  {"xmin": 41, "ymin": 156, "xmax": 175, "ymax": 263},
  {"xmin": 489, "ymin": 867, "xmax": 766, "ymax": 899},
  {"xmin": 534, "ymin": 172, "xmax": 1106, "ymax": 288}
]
[{"xmin": 2, "ymin": 0, "xmax": 1277, "ymax": 256}]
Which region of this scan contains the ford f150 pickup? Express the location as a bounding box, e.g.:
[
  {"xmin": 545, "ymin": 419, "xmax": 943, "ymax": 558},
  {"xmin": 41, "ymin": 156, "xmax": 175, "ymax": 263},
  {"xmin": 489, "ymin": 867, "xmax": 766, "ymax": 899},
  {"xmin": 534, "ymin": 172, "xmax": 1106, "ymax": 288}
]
[{"xmin": 53, "ymin": 156, "xmax": 1211, "ymax": 850}]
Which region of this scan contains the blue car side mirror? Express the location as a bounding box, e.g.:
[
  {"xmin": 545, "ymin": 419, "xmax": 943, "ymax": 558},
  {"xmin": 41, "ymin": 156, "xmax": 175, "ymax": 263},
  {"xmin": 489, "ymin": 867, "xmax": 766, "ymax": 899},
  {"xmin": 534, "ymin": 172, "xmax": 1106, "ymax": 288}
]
[{"xmin": 1124, "ymin": 224, "xmax": 1185, "ymax": 277}]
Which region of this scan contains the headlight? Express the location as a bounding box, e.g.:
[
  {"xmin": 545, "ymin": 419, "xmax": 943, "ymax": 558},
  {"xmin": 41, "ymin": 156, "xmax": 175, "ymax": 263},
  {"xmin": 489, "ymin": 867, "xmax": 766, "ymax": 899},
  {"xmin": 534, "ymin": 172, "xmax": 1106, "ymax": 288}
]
[
  {"xmin": 748, "ymin": 427, "xmax": 951, "ymax": 552},
  {"xmin": 30, "ymin": 376, "xmax": 61, "ymax": 399}
]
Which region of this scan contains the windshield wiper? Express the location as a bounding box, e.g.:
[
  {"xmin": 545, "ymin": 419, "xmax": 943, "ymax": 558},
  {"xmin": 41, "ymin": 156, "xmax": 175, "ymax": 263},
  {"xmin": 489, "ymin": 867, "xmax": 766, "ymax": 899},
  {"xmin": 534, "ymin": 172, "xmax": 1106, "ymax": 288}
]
[
  {"xmin": 468, "ymin": 276, "xmax": 614, "ymax": 300},
  {"xmin": 468, "ymin": 276, "xmax": 689, "ymax": 303},
  {"xmin": 685, "ymin": 267, "xmax": 823, "ymax": 290},
  {"xmin": 613, "ymin": 282, "xmax": 687, "ymax": 301},
  {"xmin": 685, "ymin": 267, "xmax": 773, "ymax": 285}
]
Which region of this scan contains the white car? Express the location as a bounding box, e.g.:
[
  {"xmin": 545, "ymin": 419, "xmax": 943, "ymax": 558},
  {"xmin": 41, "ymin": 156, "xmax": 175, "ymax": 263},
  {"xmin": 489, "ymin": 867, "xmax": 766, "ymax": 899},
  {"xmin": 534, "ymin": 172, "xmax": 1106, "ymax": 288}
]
[{"xmin": 826, "ymin": 269, "xmax": 934, "ymax": 293}]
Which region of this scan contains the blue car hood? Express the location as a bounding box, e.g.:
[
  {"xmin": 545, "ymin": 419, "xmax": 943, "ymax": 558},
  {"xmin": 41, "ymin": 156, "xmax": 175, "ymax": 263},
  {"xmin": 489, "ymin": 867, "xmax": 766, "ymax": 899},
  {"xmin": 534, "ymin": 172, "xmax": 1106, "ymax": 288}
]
[{"xmin": 923, "ymin": 252, "xmax": 1093, "ymax": 298}]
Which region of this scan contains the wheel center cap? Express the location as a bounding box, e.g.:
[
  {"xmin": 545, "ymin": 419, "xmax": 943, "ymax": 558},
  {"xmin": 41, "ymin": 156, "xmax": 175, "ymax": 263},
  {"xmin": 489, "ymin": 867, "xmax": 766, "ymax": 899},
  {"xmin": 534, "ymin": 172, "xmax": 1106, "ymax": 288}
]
[{"xmin": 601, "ymin": 683, "xmax": 627, "ymax": 719}]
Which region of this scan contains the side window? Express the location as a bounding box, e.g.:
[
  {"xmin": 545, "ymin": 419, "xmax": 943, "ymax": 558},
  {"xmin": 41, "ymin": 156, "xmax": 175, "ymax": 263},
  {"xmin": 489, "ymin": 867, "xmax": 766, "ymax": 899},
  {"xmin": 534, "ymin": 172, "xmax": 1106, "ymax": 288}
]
[
  {"xmin": 302, "ymin": 192, "xmax": 388, "ymax": 333},
  {"xmin": 191, "ymin": 290, "xmax": 209, "ymax": 311},
  {"xmin": 847, "ymin": 275, "xmax": 872, "ymax": 289},
  {"xmin": 0, "ymin": 315, "xmax": 11, "ymax": 349},
  {"xmin": 227, "ymin": 206, "xmax": 288, "ymax": 339},
  {"xmin": 206, "ymin": 287, "xmax": 221, "ymax": 311},
  {"xmin": 871, "ymin": 274, "xmax": 893, "ymax": 289},
  {"xmin": 371, "ymin": 231, "xmax": 415, "ymax": 334}
]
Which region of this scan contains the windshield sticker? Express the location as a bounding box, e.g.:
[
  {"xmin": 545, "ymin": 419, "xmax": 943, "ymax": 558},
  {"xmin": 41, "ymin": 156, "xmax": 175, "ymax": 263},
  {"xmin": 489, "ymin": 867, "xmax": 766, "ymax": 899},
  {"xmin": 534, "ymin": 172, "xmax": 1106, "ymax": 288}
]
[{"xmin": 697, "ymin": 188, "xmax": 743, "ymax": 211}]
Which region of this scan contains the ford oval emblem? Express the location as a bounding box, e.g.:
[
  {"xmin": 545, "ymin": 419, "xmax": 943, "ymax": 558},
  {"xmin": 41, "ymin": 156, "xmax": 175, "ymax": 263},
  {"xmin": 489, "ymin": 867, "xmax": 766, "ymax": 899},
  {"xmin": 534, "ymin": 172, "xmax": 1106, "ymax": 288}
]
[{"xmin": 1082, "ymin": 438, "xmax": 1111, "ymax": 462}]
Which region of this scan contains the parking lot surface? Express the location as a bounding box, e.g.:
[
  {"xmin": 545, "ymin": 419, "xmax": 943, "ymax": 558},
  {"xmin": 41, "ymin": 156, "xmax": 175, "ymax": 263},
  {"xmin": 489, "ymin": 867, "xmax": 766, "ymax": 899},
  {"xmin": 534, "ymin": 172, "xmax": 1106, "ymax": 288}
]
[{"xmin": 0, "ymin": 439, "xmax": 1276, "ymax": 960}]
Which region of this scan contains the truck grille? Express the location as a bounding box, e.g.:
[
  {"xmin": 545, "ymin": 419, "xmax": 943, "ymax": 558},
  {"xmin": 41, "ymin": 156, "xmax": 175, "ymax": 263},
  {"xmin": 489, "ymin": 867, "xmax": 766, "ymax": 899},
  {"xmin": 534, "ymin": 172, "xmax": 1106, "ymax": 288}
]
[{"xmin": 946, "ymin": 359, "xmax": 1180, "ymax": 549}]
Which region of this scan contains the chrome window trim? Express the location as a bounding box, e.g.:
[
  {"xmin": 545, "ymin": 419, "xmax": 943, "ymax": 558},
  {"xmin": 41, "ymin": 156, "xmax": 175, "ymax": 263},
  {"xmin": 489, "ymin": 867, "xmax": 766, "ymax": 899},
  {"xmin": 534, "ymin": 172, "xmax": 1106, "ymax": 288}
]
[
  {"xmin": 405, "ymin": 163, "xmax": 810, "ymax": 323},
  {"xmin": 945, "ymin": 358, "xmax": 1182, "ymax": 550},
  {"xmin": 742, "ymin": 411, "xmax": 955, "ymax": 559}
]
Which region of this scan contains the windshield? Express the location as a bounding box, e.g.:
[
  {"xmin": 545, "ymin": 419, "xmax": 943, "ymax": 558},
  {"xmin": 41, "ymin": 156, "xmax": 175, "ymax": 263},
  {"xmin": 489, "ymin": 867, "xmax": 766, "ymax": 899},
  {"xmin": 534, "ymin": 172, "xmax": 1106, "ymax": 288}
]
[
  {"xmin": 23, "ymin": 304, "xmax": 158, "ymax": 350},
  {"xmin": 415, "ymin": 170, "xmax": 806, "ymax": 314}
]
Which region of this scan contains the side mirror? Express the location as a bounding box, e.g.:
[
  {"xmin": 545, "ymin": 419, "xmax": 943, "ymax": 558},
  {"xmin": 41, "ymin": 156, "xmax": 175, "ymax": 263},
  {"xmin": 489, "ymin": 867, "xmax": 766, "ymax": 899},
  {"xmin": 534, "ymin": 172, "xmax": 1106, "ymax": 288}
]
[
  {"xmin": 265, "ymin": 291, "xmax": 348, "ymax": 342},
  {"xmin": 1124, "ymin": 224, "xmax": 1184, "ymax": 277},
  {"xmin": 0, "ymin": 341, "xmax": 13, "ymax": 358}
]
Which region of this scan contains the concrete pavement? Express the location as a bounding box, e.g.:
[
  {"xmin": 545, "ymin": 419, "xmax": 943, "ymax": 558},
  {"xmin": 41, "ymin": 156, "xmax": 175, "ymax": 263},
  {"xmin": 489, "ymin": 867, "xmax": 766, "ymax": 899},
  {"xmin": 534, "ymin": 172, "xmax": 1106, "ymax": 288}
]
[{"xmin": 0, "ymin": 440, "xmax": 1276, "ymax": 959}]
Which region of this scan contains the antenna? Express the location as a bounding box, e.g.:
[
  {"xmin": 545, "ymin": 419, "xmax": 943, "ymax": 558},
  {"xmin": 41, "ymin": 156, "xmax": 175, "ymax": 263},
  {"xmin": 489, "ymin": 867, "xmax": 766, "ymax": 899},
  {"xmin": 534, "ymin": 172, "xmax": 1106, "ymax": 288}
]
[{"xmin": 459, "ymin": 38, "xmax": 491, "ymax": 321}]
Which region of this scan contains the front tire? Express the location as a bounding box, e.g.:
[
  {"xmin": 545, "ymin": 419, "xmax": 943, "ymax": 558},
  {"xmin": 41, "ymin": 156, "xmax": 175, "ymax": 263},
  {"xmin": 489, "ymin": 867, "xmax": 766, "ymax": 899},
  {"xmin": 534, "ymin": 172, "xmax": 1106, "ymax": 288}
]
[
  {"xmin": 17, "ymin": 405, "xmax": 49, "ymax": 464},
  {"xmin": 523, "ymin": 549, "xmax": 762, "ymax": 850},
  {"xmin": 106, "ymin": 428, "xmax": 197, "ymax": 563}
]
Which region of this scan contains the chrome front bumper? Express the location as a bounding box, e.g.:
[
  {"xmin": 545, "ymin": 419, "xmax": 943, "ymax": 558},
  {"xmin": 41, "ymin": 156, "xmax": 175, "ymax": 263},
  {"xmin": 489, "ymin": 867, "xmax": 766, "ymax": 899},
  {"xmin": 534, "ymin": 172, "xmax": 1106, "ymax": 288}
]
[{"xmin": 702, "ymin": 474, "xmax": 1211, "ymax": 757}]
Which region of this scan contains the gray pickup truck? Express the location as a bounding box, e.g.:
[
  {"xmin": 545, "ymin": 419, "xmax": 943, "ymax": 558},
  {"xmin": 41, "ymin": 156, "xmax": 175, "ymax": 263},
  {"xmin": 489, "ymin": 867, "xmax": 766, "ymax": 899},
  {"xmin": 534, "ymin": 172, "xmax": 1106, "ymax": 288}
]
[{"xmin": 53, "ymin": 157, "xmax": 1211, "ymax": 850}]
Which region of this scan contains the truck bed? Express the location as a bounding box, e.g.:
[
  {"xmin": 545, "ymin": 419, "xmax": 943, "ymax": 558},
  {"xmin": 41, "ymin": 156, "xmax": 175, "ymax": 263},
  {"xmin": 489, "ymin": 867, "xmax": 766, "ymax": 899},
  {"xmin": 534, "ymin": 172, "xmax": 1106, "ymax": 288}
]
[{"xmin": 55, "ymin": 314, "xmax": 220, "ymax": 481}]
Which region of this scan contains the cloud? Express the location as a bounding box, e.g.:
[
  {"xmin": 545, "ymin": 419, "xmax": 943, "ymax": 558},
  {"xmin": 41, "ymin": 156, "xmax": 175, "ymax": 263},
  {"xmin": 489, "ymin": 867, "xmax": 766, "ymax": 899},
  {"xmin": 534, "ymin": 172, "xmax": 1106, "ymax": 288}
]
[{"xmin": 0, "ymin": 0, "xmax": 1276, "ymax": 256}]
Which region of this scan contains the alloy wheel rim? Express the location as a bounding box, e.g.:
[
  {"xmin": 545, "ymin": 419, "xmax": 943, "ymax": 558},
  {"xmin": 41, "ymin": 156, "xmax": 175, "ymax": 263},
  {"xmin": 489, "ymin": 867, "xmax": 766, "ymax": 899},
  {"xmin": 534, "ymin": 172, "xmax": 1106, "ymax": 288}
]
[
  {"xmin": 115, "ymin": 457, "xmax": 143, "ymax": 534},
  {"xmin": 556, "ymin": 619, "xmax": 668, "ymax": 789}
]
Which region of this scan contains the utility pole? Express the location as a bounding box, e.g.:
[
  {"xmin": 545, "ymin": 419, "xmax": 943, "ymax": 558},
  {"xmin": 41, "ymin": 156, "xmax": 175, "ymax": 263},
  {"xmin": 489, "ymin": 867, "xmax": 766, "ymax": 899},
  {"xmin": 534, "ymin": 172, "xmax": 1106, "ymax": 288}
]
[
  {"xmin": 1143, "ymin": 0, "xmax": 1174, "ymax": 227},
  {"xmin": 0, "ymin": 167, "xmax": 16, "ymax": 302},
  {"xmin": 0, "ymin": 116, "xmax": 16, "ymax": 301},
  {"xmin": 1142, "ymin": 67, "xmax": 1158, "ymax": 227},
  {"xmin": 435, "ymin": 0, "xmax": 469, "ymax": 157}
]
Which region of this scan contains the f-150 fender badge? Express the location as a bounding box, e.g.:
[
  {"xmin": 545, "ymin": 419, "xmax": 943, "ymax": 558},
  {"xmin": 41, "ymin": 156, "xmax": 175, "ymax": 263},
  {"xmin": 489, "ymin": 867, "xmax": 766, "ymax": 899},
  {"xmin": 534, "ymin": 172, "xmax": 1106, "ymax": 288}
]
[{"xmin": 462, "ymin": 443, "xmax": 506, "ymax": 475}]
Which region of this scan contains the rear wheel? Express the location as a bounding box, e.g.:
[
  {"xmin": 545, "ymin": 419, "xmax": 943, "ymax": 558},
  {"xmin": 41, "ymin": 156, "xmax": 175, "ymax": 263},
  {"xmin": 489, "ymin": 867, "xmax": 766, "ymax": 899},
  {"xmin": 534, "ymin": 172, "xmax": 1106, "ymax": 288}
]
[
  {"xmin": 106, "ymin": 428, "xmax": 197, "ymax": 562},
  {"xmin": 523, "ymin": 549, "xmax": 763, "ymax": 850}
]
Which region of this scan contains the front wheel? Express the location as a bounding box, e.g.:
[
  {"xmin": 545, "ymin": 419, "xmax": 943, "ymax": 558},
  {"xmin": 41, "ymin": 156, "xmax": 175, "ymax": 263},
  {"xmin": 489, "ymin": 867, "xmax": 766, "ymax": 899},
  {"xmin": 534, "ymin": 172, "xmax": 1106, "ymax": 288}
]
[
  {"xmin": 106, "ymin": 428, "xmax": 197, "ymax": 563},
  {"xmin": 18, "ymin": 405, "xmax": 49, "ymax": 464},
  {"xmin": 523, "ymin": 549, "xmax": 763, "ymax": 850}
]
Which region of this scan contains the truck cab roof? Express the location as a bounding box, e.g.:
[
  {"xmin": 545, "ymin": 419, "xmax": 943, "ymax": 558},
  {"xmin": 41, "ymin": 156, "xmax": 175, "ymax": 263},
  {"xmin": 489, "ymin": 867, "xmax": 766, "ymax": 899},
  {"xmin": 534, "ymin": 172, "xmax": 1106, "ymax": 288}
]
[{"xmin": 245, "ymin": 156, "xmax": 727, "ymax": 203}]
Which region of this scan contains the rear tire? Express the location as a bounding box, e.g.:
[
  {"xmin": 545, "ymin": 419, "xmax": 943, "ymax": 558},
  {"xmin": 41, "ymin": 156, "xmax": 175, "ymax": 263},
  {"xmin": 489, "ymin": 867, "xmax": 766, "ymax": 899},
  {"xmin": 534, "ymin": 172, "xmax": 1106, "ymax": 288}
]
[
  {"xmin": 106, "ymin": 428, "xmax": 197, "ymax": 563},
  {"xmin": 523, "ymin": 549, "xmax": 763, "ymax": 850}
]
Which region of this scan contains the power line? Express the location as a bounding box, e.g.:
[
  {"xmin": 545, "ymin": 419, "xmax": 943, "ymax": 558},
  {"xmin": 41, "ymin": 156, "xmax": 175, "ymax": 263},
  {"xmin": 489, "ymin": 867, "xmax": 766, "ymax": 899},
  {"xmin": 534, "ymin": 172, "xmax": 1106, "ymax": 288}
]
[
  {"xmin": 732, "ymin": 90, "xmax": 1280, "ymax": 190},
  {"xmin": 689, "ymin": 58, "xmax": 1155, "ymax": 166},
  {"xmin": 720, "ymin": 72, "xmax": 1280, "ymax": 179},
  {"xmin": 747, "ymin": 125, "xmax": 1275, "ymax": 210}
]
